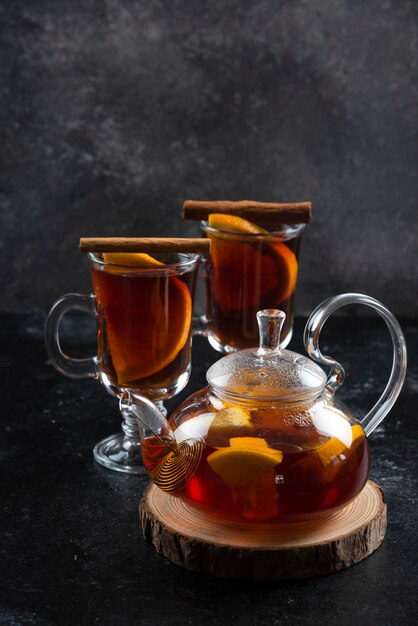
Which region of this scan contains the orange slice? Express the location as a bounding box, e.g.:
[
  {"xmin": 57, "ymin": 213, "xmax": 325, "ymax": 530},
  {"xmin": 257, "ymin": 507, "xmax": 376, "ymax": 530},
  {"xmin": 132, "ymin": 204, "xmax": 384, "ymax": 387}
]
[
  {"xmin": 207, "ymin": 437, "xmax": 283, "ymax": 489},
  {"xmin": 208, "ymin": 407, "xmax": 253, "ymax": 434},
  {"xmin": 206, "ymin": 407, "xmax": 253, "ymax": 447},
  {"xmin": 208, "ymin": 214, "xmax": 298, "ymax": 306},
  {"xmin": 316, "ymin": 436, "xmax": 347, "ymax": 467},
  {"xmin": 351, "ymin": 424, "xmax": 365, "ymax": 442},
  {"xmin": 315, "ymin": 424, "xmax": 366, "ymax": 483},
  {"xmin": 111, "ymin": 278, "xmax": 191, "ymax": 383},
  {"xmin": 208, "ymin": 214, "xmax": 267, "ymax": 234},
  {"xmin": 269, "ymin": 242, "xmax": 298, "ymax": 303},
  {"xmin": 92, "ymin": 253, "xmax": 192, "ymax": 384},
  {"xmin": 103, "ymin": 252, "xmax": 164, "ymax": 268},
  {"xmin": 316, "ymin": 424, "xmax": 365, "ymax": 467}
]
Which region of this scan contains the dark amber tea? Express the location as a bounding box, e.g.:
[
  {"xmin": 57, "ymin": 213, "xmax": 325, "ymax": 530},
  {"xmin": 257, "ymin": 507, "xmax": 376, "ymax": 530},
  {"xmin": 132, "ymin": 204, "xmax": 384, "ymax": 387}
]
[
  {"xmin": 204, "ymin": 215, "xmax": 302, "ymax": 352},
  {"xmin": 141, "ymin": 396, "xmax": 370, "ymax": 522},
  {"xmin": 89, "ymin": 252, "xmax": 197, "ymax": 400}
]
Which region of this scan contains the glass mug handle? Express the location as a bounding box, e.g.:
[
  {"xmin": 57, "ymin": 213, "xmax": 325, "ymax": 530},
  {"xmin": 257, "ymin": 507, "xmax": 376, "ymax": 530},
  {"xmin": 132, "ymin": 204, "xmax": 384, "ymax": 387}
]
[
  {"xmin": 45, "ymin": 293, "xmax": 98, "ymax": 379},
  {"xmin": 303, "ymin": 293, "xmax": 407, "ymax": 436}
]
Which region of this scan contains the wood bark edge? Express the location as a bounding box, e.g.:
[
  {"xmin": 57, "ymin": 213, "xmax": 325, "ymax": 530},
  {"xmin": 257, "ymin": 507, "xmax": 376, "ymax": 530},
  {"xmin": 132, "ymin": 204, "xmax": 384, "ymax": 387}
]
[
  {"xmin": 183, "ymin": 200, "xmax": 312, "ymax": 224},
  {"xmin": 139, "ymin": 481, "xmax": 386, "ymax": 580},
  {"xmin": 79, "ymin": 237, "xmax": 210, "ymax": 254}
]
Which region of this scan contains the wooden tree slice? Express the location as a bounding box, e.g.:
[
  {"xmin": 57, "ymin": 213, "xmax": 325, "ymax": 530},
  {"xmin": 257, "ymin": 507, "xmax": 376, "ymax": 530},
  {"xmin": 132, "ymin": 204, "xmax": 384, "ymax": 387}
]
[{"xmin": 140, "ymin": 481, "xmax": 386, "ymax": 580}]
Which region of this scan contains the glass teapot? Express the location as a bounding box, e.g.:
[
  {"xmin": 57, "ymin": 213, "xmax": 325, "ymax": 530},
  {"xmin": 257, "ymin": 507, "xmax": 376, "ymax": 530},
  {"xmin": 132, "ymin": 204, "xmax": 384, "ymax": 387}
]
[{"xmin": 121, "ymin": 293, "xmax": 407, "ymax": 522}]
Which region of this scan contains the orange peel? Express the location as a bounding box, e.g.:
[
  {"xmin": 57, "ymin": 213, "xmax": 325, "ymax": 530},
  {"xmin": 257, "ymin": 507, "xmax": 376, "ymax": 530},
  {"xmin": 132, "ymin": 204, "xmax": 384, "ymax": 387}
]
[
  {"xmin": 103, "ymin": 252, "xmax": 165, "ymax": 268},
  {"xmin": 315, "ymin": 424, "xmax": 366, "ymax": 483},
  {"xmin": 208, "ymin": 214, "xmax": 267, "ymax": 234}
]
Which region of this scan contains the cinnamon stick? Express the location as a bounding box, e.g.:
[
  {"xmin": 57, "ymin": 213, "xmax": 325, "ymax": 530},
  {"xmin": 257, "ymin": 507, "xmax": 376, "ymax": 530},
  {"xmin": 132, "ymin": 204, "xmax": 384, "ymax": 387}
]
[
  {"xmin": 183, "ymin": 200, "xmax": 312, "ymax": 224},
  {"xmin": 79, "ymin": 237, "xmax": 211, "ymax": 254}
]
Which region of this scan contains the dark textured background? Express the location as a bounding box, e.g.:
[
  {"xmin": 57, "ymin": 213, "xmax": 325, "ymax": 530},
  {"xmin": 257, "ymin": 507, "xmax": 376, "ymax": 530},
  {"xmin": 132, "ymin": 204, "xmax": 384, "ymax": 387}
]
[{"xmin": 1, "ymin": 0, "xmax": 417, "ymax": 314}]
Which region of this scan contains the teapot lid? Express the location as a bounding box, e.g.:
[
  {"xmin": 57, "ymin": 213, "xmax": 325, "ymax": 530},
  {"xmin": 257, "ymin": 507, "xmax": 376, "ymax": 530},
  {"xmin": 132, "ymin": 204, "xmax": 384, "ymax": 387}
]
[{"xmin": 207, "ymin": 310, "xmax": 327, "ymax": 403}]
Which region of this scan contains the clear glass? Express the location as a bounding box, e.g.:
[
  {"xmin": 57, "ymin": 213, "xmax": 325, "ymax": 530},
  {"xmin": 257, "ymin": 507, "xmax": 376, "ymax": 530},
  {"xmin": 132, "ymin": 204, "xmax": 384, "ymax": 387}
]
[
  {"xmin": 45, "ymin": 252, "xmax": 200, "ymax": 474},
  {"xmin": 201, "ymin": 221, "xmax": 305, "ymax": 353}
]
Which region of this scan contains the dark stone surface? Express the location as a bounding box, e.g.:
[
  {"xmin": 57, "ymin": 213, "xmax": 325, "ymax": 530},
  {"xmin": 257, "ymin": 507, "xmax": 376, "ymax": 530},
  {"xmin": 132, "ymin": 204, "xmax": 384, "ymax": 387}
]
[
  {"xmin": 0, "ymin": 313, "xmax": 416, "ymax": 625},
  {"xmin": 0, "ymin": 1, "xmax": 417, "ymax": 314}
]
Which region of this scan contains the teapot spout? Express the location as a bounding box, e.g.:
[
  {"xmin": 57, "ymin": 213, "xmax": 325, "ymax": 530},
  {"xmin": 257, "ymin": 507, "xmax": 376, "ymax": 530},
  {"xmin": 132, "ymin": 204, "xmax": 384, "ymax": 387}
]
[
  {"xmin": 120, "ymin": 391, "xmax": 205, "ymax": 495},
  {"xmin": 119, "ymin": 391, "xmax": 176, "ymax": 448}
]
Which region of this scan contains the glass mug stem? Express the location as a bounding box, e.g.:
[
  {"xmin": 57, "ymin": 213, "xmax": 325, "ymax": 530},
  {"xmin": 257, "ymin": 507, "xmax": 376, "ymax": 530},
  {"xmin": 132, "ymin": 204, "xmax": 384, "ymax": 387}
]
[
  {"xmin": 304, "ymin": 293, "xmax": 407, "ymax": 436},
  {"xmin": 93, "ymin": 403, "xmax": 168, "ymax": 473}
]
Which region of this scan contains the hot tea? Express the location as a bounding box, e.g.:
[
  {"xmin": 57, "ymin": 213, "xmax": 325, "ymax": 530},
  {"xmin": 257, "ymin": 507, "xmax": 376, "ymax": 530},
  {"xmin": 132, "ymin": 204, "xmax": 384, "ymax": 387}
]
[
  {"xmin": 89, "ymin": 252, "xmax": 196, "ymax": 400},
  {"xmin": 203, "ymin": 215, "xmax": 302, "ymax": 352},
  {"xmin": 141, "ymin": 393, "xmax": 370, "ymax": 522}
]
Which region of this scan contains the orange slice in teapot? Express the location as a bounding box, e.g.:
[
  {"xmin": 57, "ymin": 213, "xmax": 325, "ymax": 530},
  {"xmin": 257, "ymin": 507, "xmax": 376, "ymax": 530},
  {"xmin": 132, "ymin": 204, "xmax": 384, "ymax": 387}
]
[
  {"xmin": 315, "ymin": 424, "xmax": 365, "ymax": 483},
  {"xmin": 209, "ymin": 407, "xmax": 252, "ymax": 432},
  {"xmin": 207, "ymin": 437, "xmax": 283, "ymax": 489},
  {"xmin": 206, "ymin": 407, "xmax": 253, "ymax": 447}
]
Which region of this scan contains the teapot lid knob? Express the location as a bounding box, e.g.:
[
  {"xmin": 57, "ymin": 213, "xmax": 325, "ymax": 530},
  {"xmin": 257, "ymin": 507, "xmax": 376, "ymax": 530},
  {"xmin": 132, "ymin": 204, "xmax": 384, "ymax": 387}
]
[
  {"xmin": 206, "ymin": 308, "xmax": 327, "ymax": 402},
  {"xmin": 257, "ymin": 309, "xmax": 286, "ymax": 356}
]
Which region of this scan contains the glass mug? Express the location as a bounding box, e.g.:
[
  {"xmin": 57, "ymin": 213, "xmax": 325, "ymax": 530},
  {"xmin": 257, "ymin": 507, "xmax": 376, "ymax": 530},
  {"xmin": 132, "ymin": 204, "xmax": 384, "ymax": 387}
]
[
  {"xmin": 45, "ymin": 252, "xmax": 200, "ymax": 474},
  {"xmin": 201, "ymin": 221, "xmax": 305, "ymax": 353}
]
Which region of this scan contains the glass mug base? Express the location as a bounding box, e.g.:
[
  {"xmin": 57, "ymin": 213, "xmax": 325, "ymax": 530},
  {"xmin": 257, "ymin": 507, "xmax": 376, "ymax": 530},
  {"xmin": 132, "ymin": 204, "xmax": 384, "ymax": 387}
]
[
  {"xmin": 93, "ymin": 433, "xmax": 147, "ymax": 475},
  {"xmin": 98, "ymin": 367, "xmax": 191, "ymax": 403},
  {"xmin": 207, "ymin": 325, "xmax": 294, "ymax": 354},
  {"xmin": 93, "ymin": 400, "xmax": 168, "ymax": 475}
]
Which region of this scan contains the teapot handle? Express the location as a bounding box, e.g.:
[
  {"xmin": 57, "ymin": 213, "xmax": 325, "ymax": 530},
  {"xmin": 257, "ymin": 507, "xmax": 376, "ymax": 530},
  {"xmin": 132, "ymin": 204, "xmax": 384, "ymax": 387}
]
[{"xmin": 303, "ymin": 293, "xmax": 407, "ymax": 436}]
